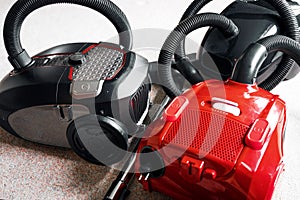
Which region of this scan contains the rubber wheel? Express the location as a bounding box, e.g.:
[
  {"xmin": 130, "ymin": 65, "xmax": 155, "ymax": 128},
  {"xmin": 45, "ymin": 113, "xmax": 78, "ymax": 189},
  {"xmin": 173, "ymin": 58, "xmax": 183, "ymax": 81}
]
[{"xmin": 67, "ymin": 115, "xmax": 128, "ymax": 166}]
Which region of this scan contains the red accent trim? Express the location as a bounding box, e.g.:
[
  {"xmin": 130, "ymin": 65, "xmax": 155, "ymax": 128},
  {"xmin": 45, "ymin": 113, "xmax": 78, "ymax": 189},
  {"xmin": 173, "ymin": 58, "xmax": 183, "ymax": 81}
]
[
  {"xmin": 33, "ymin": 43, "xmax": 127, "ymax": 81},
  {"xmin": 82, "ymin": 44, "xmax": 98, "ymax": 54},
  {"xmin": 68, "ymin": 67, "xmax": 74, "ymax": 81}
]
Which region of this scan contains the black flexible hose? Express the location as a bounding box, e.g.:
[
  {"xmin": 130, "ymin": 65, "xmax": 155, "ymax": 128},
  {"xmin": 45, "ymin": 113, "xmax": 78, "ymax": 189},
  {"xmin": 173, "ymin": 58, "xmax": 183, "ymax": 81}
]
[
  {"xmin": 3, "ymin": 0, "xmax": 133, "ymax": 70},
  {"xmin": 158, "ymin": 13, "xmax": 239, "ymax": 98},
  {"xmin": 175, "ymin": 0, "xmax": 299, "ymax": 91},
  {"xmin": 232, "ymin": 35, "xmax": 300, "ymax": 85},
  {"xmin": 258, "ymin": 0, "xmax": 299, "ymax": 90},
  {"xmin": 174, "ymin": 0, "xmax": 212, "ymax": 61}
]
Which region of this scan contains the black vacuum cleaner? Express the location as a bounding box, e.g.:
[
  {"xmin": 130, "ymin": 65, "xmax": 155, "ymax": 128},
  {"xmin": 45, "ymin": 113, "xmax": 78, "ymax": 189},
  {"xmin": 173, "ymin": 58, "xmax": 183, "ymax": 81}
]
[{"xmin": 0, "ymin": 0, "xmax": 151, "ymax": 166}]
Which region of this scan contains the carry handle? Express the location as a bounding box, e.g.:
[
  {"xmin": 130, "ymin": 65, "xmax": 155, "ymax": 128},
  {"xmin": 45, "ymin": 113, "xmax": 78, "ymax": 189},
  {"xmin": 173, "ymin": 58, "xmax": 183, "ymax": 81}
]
[{"xmin": 3, "ymin": 0, "xmax": 133, "ymax": 70}]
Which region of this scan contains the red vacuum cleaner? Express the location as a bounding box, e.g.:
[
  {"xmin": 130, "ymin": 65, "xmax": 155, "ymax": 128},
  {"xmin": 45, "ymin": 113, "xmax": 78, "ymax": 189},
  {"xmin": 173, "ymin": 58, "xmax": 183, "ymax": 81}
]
[{"xmin": 136, "ymin": 10, "xmax": 300, "ymax": 199}]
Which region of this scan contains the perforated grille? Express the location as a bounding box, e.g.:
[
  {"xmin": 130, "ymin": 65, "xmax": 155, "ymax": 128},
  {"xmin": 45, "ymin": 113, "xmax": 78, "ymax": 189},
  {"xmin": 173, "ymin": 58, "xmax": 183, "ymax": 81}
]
[
  {"xmin": 73, "ymin": 46, "xmax": 124, "ymax": 81},
  {"xmin": 130, "ymin": 84, "xmax": 150, "ymax": 123},
  {"xmin": 163, "ymin": 109, "xmax": 249, "ymax": 163}
]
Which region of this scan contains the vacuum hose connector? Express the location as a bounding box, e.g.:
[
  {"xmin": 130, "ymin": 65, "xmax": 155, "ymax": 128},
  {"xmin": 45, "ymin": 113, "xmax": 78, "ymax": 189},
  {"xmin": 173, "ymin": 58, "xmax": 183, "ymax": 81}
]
[
  {"xmin": 232, "ymin": 35, "xmax": 300, "ymax": 85},
  {"xmin": 158, "ymin": 13, "xmax": 238, "ymax": 98},
  {"xmin": 3, "ymin": 0, "xmax": 133, "ymax": 70}
]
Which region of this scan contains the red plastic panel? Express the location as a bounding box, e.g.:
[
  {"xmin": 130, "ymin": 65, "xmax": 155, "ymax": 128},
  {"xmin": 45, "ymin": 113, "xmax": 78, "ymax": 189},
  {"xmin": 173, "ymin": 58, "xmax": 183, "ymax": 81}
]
[{"xmin": 163, "ymin": 109, "xmax": 249, "ymax": 164}]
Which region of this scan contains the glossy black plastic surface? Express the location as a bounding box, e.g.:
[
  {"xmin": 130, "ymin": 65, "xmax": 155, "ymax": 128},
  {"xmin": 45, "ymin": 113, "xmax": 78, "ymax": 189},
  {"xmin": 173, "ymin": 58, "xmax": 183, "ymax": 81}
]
[
  {"xmin": 200, "ymin": 1, "xmax": 284, "ymax": 82},
  {"xmin": 0, "ymin": 42, "xmax": 149, "ymax": 153}
]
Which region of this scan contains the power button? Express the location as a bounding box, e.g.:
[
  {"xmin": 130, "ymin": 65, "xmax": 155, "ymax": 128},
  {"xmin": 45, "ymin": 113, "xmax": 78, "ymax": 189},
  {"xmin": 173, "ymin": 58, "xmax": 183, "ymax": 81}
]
[
  {"xmin": 245, "ymin": 119, "xmax": 270, "ymax": 150},
  {"xmin": 164, "ymin": 96, "xmax": 189, "ymax": 122}
]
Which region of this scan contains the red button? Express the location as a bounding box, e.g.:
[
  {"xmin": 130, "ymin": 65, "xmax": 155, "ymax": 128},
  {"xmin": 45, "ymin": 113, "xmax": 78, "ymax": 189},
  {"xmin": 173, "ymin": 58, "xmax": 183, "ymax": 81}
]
[
  {"xmin": 245, "ymin": 119, "xmax": 270, "ymax": 150},
  {"xmin": 164, "ymin": 96, "xmax": 189, "ymax": 122},
  {"xmin": 203, "ymin": 168, "xmax": 217, "ymax": 179},
  {"xmin": 68, "ymin": 66, "xmax": 74, "ymax": 81}
]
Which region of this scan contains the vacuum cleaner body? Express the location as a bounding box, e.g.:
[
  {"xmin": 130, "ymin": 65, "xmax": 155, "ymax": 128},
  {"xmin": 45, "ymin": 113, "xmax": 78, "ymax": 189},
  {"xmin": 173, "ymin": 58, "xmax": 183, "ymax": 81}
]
[
  {"xmin": 137, "ymin": 79, "xmax": 286, "ymax": 200},
  {"xmin": 0, "ymin": 42, "xmax": 150, "ymax": 147},
  {"xmin": 1, "ymin": 0, "xmax": 153, "ymax": 165},
  {"xmin": 200, "ymin": 0, "xmax": 300, "ymax": 82}
]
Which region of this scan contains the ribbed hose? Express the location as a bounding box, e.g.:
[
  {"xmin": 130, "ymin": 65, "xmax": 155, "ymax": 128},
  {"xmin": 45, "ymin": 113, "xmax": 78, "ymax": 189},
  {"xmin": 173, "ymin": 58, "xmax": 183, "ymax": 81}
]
[
  {"xmin": 3, "ymin": 0, "xmax": 133, "ymax": 70},
  {"xmin": 174, "ymin": 0, "xmax": 212, "ymax": 60},
  {"xmin": 259, "ymin": 36, "xmax": 300, "ymax": 62},
  {"xmin": 258, "ymin": 35, "xmax": 300, "ymax": 85},
  {"xmin": 258, "ymin": 0, "xmax": 299, "ymax": 90},
  {"xmin": 232, "ymin": 35, "xmax": 300, "ymax": 84},
  {"xmin": 175, "ymin": 0, "xmax": 299, "ymax": 91},
  {"xmin": 158, "ymin": 13, "xmax": 239, "ymax": 98}
]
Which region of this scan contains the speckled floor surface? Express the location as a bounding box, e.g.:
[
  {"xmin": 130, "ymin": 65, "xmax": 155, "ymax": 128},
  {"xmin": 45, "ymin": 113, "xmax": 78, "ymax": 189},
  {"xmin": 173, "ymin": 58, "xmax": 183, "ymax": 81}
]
[
  {"xmin": 0, "ymin": 128, "xmax": 170, "ymax": 200},
  {"xmin": 1, "ymin": 0, "xmax": 300, "ymax": 199}
]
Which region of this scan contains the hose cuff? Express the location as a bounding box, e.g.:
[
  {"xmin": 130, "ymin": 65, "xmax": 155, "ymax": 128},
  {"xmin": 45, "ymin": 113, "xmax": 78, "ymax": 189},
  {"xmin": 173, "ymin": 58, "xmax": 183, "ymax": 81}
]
[
  {"xmin": 8, "ymin": 50, "xmax": 33, "ymax": 70},
  {"xmin": 225, "ymin": 21, "xmax": 239, "ymax": 38}
]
